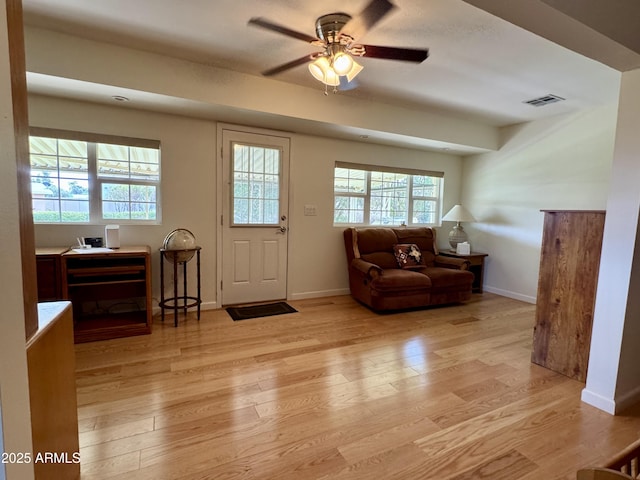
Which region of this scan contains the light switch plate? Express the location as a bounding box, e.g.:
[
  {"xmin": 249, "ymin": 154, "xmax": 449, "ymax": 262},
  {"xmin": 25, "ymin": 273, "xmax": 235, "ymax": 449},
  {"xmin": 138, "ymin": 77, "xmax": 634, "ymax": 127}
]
[{"xmin": 304, "ymin": 204, "xmax": 318, "ymax": 216}]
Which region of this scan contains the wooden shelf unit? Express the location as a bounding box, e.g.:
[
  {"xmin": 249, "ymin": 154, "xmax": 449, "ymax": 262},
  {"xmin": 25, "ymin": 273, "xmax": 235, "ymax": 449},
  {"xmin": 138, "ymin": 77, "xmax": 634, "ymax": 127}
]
[{"xmin": 61, "ymin": 246, "xmax": 152, "ymax": 343}]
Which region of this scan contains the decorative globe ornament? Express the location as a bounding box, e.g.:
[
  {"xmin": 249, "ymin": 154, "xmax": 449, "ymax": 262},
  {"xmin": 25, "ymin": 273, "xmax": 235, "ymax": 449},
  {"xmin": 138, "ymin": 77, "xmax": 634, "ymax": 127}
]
[{"xmin": 162, "ymin": 228, "xmax": 196, "ymax": 263}]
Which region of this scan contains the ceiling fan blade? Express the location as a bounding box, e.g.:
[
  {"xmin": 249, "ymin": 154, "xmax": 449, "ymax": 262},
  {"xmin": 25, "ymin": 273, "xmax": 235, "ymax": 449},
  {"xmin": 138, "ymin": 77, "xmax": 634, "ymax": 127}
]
[
  {"xmin": 339, "ymin": 0, "xmax": 396, "ymax": 41},
  {"xmin": 262, "ymin": 54, "xmax": 316, "ymax": 76},
  {"xmin": 360, "ymin": 44, "xmax": 429, "ymax": 63},
  {"xmin": 248, "ymin": 17, "xmax": 319, "ymax": 43}
]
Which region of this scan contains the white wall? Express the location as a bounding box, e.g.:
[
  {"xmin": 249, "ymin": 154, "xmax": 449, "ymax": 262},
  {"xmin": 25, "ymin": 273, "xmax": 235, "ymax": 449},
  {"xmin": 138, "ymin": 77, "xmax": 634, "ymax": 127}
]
[
  {"xmin": 29, "ymin": 95, "xmax": 218, "ymax": 309},
  {"xmin": 29, "ymin": 95, "xmax": 463, "ymax": 307},
  {"xmin": 461, "ymin": 105, "xmax": 618, "ymax": 302},
  {"xmin": 31, "ymin": 93, "xmax": 618, "ymax": 308},
  {"xmin": 288, "ymin": 134, "xmax": 463, "ymax": 300},
  {"xmin": 583, "ymin": 68, "xmax": 640, "ymax": 414}
]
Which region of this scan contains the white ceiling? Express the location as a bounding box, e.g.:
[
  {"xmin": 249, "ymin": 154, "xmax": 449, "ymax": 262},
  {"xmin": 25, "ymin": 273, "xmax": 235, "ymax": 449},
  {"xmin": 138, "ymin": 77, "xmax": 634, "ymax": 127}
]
[{"xmin": 20, "ymin": 0, "xmax": 639, "ymax": 146}]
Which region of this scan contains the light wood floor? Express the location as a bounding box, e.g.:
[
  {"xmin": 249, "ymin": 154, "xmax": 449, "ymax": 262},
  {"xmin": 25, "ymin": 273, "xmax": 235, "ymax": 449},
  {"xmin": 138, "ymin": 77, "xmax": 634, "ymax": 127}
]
[{"xmin": 75, "ymin": 293, "xmax": 640, "ymax": 480}]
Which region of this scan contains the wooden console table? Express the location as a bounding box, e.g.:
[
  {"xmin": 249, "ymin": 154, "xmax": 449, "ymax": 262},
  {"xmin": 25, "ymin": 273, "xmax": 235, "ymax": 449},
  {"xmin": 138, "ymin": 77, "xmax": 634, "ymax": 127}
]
[
  {"xmin": 61, "ymin": 246, "xmax": 152, "ymax": 343},
  {"xmin": 438, "ymin": 250, "xmax": 488, "ymax": 293}
]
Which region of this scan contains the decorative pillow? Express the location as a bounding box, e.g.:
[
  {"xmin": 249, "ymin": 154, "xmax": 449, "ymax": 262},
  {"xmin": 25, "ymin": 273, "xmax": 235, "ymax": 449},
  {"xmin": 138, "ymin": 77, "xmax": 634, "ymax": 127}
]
[{"xmin": 393, "ymin": 243, "xmax": 425, "ymax": 270}]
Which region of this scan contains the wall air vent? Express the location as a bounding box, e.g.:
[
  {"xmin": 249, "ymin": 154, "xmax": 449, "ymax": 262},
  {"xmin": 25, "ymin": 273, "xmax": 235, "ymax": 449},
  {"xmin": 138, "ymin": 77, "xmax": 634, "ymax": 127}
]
[{"xmin": 524, "ymin": 94, "xmax": 565, "ymax": 107}]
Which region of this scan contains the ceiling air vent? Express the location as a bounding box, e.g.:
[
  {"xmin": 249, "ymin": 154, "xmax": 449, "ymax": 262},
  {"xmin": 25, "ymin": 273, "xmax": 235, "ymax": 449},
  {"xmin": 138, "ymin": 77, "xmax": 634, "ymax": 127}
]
[{"xmin": 524, "ymin": 94, "xmax": 565, "ymax": 107}]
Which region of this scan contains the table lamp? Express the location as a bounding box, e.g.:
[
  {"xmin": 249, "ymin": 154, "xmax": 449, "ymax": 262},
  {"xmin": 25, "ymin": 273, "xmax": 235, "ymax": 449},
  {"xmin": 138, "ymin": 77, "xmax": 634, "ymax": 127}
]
[{"xmin": 442, "ymin": 204, "xmax": 476, "ymax": 250}]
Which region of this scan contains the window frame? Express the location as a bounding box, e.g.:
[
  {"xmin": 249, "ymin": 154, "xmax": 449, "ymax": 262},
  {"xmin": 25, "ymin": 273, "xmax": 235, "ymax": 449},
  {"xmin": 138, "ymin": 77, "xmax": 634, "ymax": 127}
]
[
  {"xmin": 29, "ymin": 128, "xmax": 161, "ymax": 225},
  {"xmin": 333, "ymin": 161, "xmax": 444, "ymax": 227}
]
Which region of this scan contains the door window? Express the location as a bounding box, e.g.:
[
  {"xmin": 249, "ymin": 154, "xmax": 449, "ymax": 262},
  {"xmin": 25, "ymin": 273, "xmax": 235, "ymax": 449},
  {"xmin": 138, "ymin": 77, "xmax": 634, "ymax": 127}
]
[{"xmin": 231, "ymin": 143, "xmax": 281, "ymax": 226}]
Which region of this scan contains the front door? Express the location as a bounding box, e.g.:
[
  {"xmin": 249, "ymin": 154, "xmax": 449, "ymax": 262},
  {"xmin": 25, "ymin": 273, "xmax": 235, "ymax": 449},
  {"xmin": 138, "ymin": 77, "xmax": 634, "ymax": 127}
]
[{"xmin": 220, "ymin": 128, "xmax": 290, "ymax": 306}]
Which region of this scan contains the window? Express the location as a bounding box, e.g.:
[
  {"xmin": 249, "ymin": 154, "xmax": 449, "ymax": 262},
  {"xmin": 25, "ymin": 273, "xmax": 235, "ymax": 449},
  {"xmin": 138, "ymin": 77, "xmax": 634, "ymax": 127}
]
[
  {"xmin": 29, "ymin": 128, "xmax": 160, "ymax": 224},
  {"xmin": 334, "ymin": 162, "xmax": 443, "ymax": 226},
  {"xmin": 231, "ymin": 143, "xmax": 281, "ymax": 226}
]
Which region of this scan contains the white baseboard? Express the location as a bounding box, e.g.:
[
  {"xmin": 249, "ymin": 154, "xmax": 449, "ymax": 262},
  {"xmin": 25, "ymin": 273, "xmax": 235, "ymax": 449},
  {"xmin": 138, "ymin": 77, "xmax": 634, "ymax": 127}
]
[
  {"xmin": 289, "ymin": 288, "xmax": 351, "ymax": 301},
  {"xmin": 581, "ymin": 388, "xmax": 617, "ymax": 414},
  {"xmin": 200, "ymin": 301, "xmax": 218, "ymax": 311},
  {"xmin": 290, "ymin": 286, "xmax": 536, "ymax": 304},
  {"xmin": 580, "ymin": 385, "xmax": 640, "ymax": 415},
  {"xmin": 483, "ymin": 285, "xmax": 536, "ymax": 304}
]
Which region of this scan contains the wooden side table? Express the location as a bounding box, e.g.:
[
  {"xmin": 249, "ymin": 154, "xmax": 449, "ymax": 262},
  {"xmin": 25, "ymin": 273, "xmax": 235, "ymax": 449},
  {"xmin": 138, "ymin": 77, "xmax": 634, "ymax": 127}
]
[{"xmin": 438, "ymin": 250, "xmax": 488, "ymax": 293}]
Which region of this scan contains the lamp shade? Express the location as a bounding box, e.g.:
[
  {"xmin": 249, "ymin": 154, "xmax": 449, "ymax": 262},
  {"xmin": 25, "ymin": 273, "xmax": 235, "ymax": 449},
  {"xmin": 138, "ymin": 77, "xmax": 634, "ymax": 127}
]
[
  {"xmin": 345, "ymin": 59, "xmax": 363, "ymax": 82},
  {"xmin": 308, "ymin": 58, "xmax": 326, "ymax": 82},
  {"xmin": 442, "ymin": 204, "xmax": 476, "ymax": 223},
  {"xmin": 309, "ymin": 57, "xmax": 340, "ymax": 86},
  {"xmin": 309, "ymin": 54, "xmax": 363, "ymax": 87},
  {"xmin": 332, "ymin": 52, "xmax": 353, "ymax": 75}
]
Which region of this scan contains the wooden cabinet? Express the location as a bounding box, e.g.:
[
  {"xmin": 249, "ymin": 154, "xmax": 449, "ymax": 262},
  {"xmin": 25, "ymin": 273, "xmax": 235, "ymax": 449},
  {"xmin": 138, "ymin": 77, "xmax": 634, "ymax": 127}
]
[
  {"xmin": 62, "ymin": 246, "xmax": 152, "ymax": 343},
  {"xmin": 531, "ymin": 210, "xmax": 605, "ymax": 382},
  {"xmin": 36, "ymin": 247, "xmax": 68, "ymax": 301},
  {"xmin": 28, "ymin": 302, "xmax": 80, "ymax": 479}
]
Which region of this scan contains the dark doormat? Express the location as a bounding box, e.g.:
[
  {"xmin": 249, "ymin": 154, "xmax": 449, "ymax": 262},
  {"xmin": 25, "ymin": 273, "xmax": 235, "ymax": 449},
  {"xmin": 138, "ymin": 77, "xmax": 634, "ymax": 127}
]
[{"xmin": 226, "ymin": 301, "xmax": 298, "ymax": 321}]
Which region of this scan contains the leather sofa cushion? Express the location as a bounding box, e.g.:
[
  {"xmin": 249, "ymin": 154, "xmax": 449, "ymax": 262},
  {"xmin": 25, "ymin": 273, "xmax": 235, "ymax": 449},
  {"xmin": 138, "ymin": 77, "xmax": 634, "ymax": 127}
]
[
  {"xmin": 419, "ymin": 266, "xmax": 474, "ymax": 288},
  {"xmin": 370, "ymin": 269, "xmax": 432, "ymax": 292},
  {"xmin": 357, "ymin": 228, "xmax": 399, "ymax": 269},
  {"xmin": 361, "ymin": 252, "xmax": 398, "ymax": 269},
  {"xmin": 393, "ymin": 227, "xmax": 437, "ymax": 266},
  {"xmin": 357, "ymin": 228, "xmax": 397, "ymax": 254}
]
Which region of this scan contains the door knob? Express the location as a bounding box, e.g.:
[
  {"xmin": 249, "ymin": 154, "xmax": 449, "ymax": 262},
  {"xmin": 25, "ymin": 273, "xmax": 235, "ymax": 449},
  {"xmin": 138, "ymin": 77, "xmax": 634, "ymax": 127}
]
[{"xmin": 278, "ymin": 226, "xmax": 287, "ymax": 233}]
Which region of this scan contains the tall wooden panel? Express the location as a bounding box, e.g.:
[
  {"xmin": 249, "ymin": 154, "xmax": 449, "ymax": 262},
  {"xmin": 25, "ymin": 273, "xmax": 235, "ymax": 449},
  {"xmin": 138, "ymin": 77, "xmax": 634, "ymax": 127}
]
[
  {"xmin": 7, "ymin": 0, "xmax": 38, "ymax": 340},
  {"xmin": 532, "ymin": 210, "xmax": 605, "ymax": 382}
]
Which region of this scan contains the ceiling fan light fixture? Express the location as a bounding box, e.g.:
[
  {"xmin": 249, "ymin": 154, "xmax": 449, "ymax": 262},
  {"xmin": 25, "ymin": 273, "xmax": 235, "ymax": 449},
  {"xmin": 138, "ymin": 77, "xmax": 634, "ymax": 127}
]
[
  {"xmin": 249, "ymin": 0, "xmax": 430, "ymax": 94},
  {"xmin": 309, "ymin": 53, "xmax": 362, "ymax": 86},
  {"xmin": 345, "ymin": 58, "xmax": 363, "ymax": 82},
  {"xmin": 308, "ymin": 57, "xmax": 328, "ymax": 82},
  {"xmin": 332, "ymin": 52, "xmax": 354, "ymax": 75},
  {"xmin": 323, "ymin": 67, "xmax": 341, "ymax": 86},
  {"xmin": 308, "ymin": 56, "xmax": 340, "ymax": 86}
]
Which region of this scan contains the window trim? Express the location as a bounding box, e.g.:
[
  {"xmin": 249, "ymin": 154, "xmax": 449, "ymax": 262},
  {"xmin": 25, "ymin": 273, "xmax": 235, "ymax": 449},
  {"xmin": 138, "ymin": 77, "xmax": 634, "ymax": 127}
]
[
  {"xmin": 29, "ymin": 127, "xmax": 161, "ymax": 225},
  {"xmin": 336, "ymin": 161, "xmax": 444, "ymax": 179},
  {"xmin": 333, "ymin": 161, "xmax": 444, "ymax": 227},
  {"xmin": 30, "ymin": 127, "xmax": 160, "ymax": 150}
]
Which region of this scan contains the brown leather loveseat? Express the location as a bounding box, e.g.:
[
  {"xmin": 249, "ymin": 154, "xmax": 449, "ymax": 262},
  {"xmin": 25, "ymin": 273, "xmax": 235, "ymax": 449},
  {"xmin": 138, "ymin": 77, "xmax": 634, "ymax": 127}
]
[{"xmin": 343, "ymin": 227, "xmax": 474, "ymax": 311}]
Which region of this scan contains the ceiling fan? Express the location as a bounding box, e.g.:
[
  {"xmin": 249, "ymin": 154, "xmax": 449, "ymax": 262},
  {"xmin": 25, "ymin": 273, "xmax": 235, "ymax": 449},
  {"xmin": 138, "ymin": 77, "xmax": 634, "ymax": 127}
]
[{"xmin": 248, "ymin": 0, "xmax": 429, "ymax": 92}]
